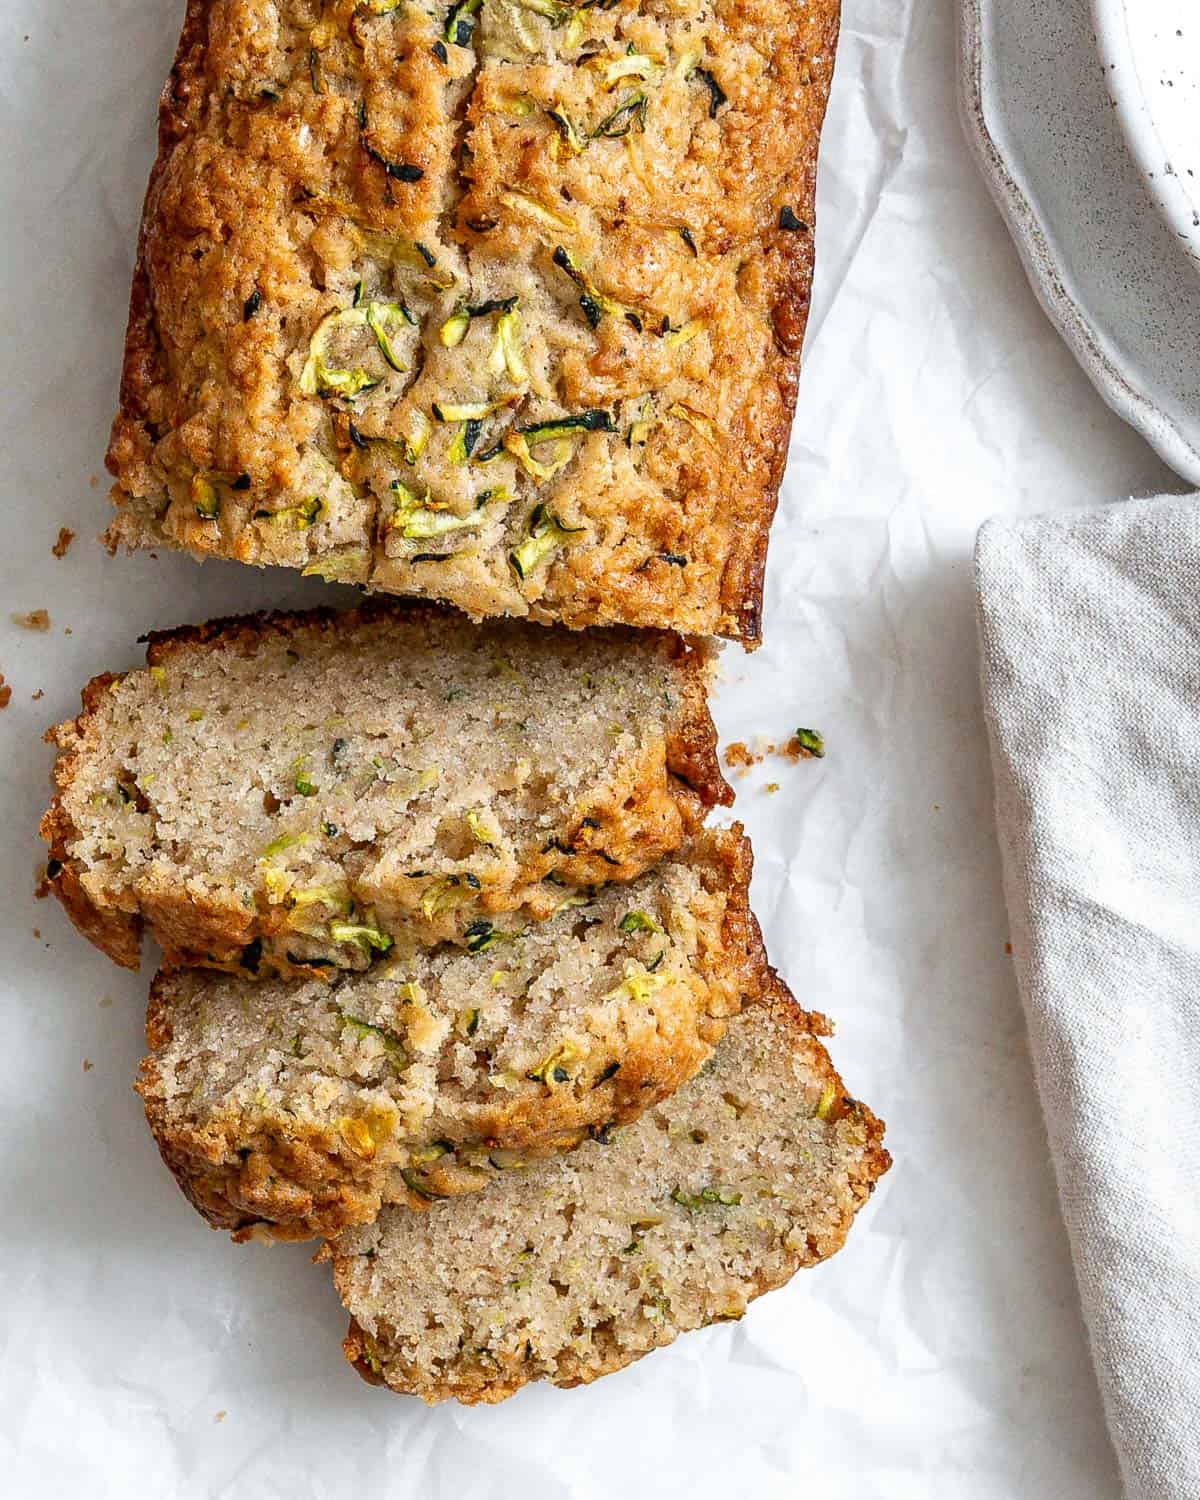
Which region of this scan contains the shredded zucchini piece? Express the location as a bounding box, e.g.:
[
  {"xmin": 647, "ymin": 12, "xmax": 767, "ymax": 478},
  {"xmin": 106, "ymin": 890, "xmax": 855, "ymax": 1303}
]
[
  {"xmin": 254, "ymin": 495, "xmax": 323, "ymax": 529},
  {"xmin": 671, "ymin": 1185, "xmax": 742, "ymax": 1209},
  {"xmin": 499, "ymin": 190, "xmax": 576, "ymax": 233},
  {"xmin": 546, "ymin": 106, "xmax": 586, "ymax": 154},
  {"xmin": 341, "ymin": 1012, "xmax": 407, "ymax": 1063},
  {"xmin": 330, "ymin": 920, "xmax": 394, "ymax": 956},
  {"xmin": 404, "ymin": 410, "xmax": 431, "ymax": 464},
  {"xmin": 793, "ymin": 727, "xmax": 826, "ymax": 759},
  {"xmin": 491, "ymin": 308, "xmax": 528, "ymax": 384},
  {"xmin": 592, "ymin": 91, "xmax": 647, "ymax": 138},
  {"xmin": 814, "ymin": 1082, "xmax": 838, "ymax": 1119},
  {"xmin": 439, "ymin": 308, "xmax": 471, "ymax": 347},
  {"xmin": 551, "ymin": 245, "xmax": 634, "ymax": 328},
  {"xmin": 618, "ymin": 910, "xmax": 660, "ymax": 934},
  {"xmin": 465, "ymin": 919, "xmax": 512, "ymax": 954},
  {"xmin": 515, "ymin": 0, "xmax": 571, "ymax": 23},
  {"xmin": 666, "ymin": 402, "xmax": 715, "ymax": 442},
  {"xmin": 602, "ymin": 52, "xmax": 656, "ymax": 84},
  {"xmin": 626, "ymin": 395, "xmax": 657, "ymax": 447},
  {"xmin": 432, "ymin": 397, "xmax": 511, "ymax": 422},
  {"xmin": 526, "ymin": 1041, "xmax": 580, "ymax": 1085},
  {"xmin": 190, "ymin": 475, "xmax": 221, "ymax": 520},
  {"xmin": 301, "ymin": 549, "xmax": 370, "ymax": 582},
  {"xmin": 366, "ymin": 301, "xmax": 415, "ymax": 371},
  {"xmin": 509, "ymin": 503, "xmax": 586, "ymax": 579},
  {"xmin": 465, "ymin": 810, "xmax": 496, "ymax": 846},
  {"xmin": 444, "ymin": 0, "xmax": 482, "ymax": 46},
  {"xmin": 664, "ymin": 317, "xmax": 704, "ymax": 349},
  {"xmin": 386, "ymin": 480, "xmax": 484, "ymax": 540}
]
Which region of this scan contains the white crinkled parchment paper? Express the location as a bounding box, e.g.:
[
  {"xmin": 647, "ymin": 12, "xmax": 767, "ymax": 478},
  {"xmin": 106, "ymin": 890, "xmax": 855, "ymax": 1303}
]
[{"xmin": 0, "ymin": 2, "xmax": 1176, "ymax": 1494}]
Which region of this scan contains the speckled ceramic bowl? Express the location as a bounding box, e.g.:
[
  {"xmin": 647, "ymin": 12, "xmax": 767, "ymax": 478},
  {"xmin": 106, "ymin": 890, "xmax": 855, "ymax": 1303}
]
[{"xmin": 1092, "ymin": 0, "xmax": 1200, "ymax": 271}]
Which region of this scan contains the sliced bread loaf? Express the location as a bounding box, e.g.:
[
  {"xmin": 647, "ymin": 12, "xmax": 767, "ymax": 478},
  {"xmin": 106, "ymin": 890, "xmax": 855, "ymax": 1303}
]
[
  {"xmin": 42, "ymin": 604, "xmax": 727, "ymax": 973},
  {"xmin": 139, "ymin": 830, "xmax": 761, "ymax": 1241},
  {"xmin": 329, "ymin": 987, "xmax": 889, "ymax": 1404}
]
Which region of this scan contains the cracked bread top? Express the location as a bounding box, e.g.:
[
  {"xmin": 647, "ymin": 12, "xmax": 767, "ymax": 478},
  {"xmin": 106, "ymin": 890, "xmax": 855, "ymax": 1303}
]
[
  {"xmin": 40, "ymin": 602, "xmax": 727, "ymax": 973},
  {"xmin": 106, "ymin": 0, "xmax": 841, "ymax": 642}
]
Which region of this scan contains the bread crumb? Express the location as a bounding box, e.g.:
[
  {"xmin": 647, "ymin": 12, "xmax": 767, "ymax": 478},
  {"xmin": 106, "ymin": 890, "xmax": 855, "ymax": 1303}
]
[
  {"xmin": 32, "ymin": 928, "xmax": 41, "ymax": 939},
  {"xmin": 64, "ymin": 627, "xmax": 73, "ymax": 636},
  {"xmin": 12, "ymin": 609, "xmax": 50, "ymax": 631},
  {"xmin": 724, "ymin": 741, "xmax": 765, "ymax": 772},
  {"xmin": 1004, "ymin": 942, "xmax": 1013, "ymax": 956},
  {"xmin": 83, "ymin": 1058, "xmax": 93, "ymax": 1072},
  {"xmin": 89, "ymin": 474, "xmax": 99, "ymax": 488},
  {"xmin": 51, "ymin": 527, "xmax": 75, "ymax": 559},
  {"xmin": 0, "ymin": 674, "xmax": 10, "ymax": 710},
  {"xmin": 214, "ymin": 1411, "xmax": 227, "ymax": 1423},
  {"xmin": 31, "ymin": 688, "xmax": 44, "ymax": 700},
  {"xmin": 764, "ymin": 782, "xmax": 780, "ymax": 794},
  {"xmin": 99, "ymin": 995, "xmax": 114, "ymax": 1008}
]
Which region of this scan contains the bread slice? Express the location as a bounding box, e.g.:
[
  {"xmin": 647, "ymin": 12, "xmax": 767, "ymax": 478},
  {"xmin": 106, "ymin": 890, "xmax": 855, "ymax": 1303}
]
[
  {"xmin": 139, "ymin": 829, "xmax": 761, "ymax": 1241},
  {"xmin": 328, "ymin": 987, "xmax": 888, "ymax": 1404},
  {"xmin": 41, "ymin": 603, "xmax": 727, "ymax": 974},
  {"xmin": 104, "ymin": 0, "xmax": 841, "ymax": 643}
]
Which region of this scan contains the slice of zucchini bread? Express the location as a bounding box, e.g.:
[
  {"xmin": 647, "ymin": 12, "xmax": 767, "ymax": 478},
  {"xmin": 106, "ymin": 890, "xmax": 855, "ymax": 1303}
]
[
  {"xmin": 139, "ymin": 829, "xmax": 761, "ymax": 1241},
  {"xmin": 329, "ymin": 985, "xmax": 889, "ymax": 1404},
  {"xmin": 104, "ymin": 0, "xmax": 841, "ymax": 642},
  {"xmin": 41, "ymin": 603, "xmax": 727, "ymax": 973}
]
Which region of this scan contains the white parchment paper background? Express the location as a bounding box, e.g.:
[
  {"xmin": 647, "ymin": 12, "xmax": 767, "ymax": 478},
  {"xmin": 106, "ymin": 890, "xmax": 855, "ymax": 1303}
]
[{"xmin": 0, "ymin": 2, "xmax": 1179, "ymax": 1495}]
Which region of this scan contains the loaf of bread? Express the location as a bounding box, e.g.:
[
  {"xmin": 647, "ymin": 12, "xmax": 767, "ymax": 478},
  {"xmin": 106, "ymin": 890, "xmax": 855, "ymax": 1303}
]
[
  {"xmin": 41, "ymin": 603, "xmax": 727, "ymax": 973},
  {"xmin": 105, "ymin": 0, "xmax": 840, "ymax": 642},
  {"xmin": 329, "ymin": 985, "xmax": 888, "ymax": 1403},
  {"xmin": 139, "ymin": 829, "xmax": 760, "ymax": 1240}
]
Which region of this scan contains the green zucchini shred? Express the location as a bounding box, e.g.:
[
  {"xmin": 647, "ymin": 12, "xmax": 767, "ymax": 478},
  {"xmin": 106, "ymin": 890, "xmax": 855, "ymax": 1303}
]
[
  {"xmin": 329, "ymin": 920, "xmax": 394, "ymax": 956},
  {"xmin": 670, "ymin": 1185, "xmax": 742, "ymax": 1209},
  {"xmin": 592, "ymin": 91, "xmax": 647, "ymax": 139},
  {"xmin": 618, "ymin": 910, "xmax": 660, "ymax": 934},
  {"xmin": 465, "ymin": 919, "xmax": 512, "ymax": 954},
  {"xmin": 444, "ymin": 0, "xmax": 482, "ymax": 46},
  {"xmin": 401, "ymin": 1167, "xmax": 449, "ymax": 1200},
  {"xmin": 509, "ymin": 503, "xmax": 587, "ymax": 580},
  {"xmin": 793, "ymin": 727, "xmax": 826, "ymax": 758},
  {"xmin": 254, "ymin": 495, "xmax": 323, "ymax": 529},
  {"xmin": 386, "ymin": 479, "xmax": 487, "ymax": 540},
  {"xmin": 526, "ymin": 1042, "xmax": 579, "ymax": 1085},
  {"xmin": 340, "ymin": 1012, "xmax": 407, "ymax": 1063}
]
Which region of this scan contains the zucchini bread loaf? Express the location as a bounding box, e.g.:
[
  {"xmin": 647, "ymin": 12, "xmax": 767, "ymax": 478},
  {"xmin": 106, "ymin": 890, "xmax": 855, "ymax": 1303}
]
[
  {"xmin": 140, "ymin": 828, "xmax": 759, "ymax": 1240},
  {"xmin": 41, "ymin": 604, "xmax": 727, "ymax": 974},
  {"xmin": 105, "ymin": 0, "xmax": 841, "ymax": 642},
  {"xmin": 329, "ymin": 985, "xmax": 888, "ymax": 1403}
]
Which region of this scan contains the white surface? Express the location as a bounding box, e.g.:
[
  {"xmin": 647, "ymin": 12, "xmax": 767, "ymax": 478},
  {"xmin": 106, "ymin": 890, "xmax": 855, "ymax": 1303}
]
[
  {"xmin": 960, "ymin": 0, "xmax": 1200, "ymax": 485},
  {"xmin": 978, "ymin": 495, "xmax": 1200, "ymax": 1500},
  {"xmin": 1092, "ymin": 0, "xmax": 1200, "ymax": 269},
  {"xmin": 0, "ymin": 1, "xmax": 1179, "ymax": 1496}
]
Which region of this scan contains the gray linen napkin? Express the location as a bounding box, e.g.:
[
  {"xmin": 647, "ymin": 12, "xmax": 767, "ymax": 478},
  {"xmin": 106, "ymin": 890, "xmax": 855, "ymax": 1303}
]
[{"xmin": 976, "ymin": 494, "xmax": 1200, "ymax": 1500}]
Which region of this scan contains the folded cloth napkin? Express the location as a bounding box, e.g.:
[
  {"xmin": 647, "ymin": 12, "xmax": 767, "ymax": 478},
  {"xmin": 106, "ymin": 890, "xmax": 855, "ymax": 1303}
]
[{"xmin": 976, "ymin": 494, "xmax": 1200, "ymax": 1500}]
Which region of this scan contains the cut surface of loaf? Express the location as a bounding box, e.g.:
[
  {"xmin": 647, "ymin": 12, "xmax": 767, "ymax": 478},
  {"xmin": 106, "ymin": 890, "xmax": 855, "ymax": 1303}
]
[
  {"xmin": 41, "ymin": 604, "xmax": 727, "ymax": 972},
  {"xmin": 140, "ymin": 829, "xmax": 761, "ymax": 1240},
  {"xmin": 330, "ymin": 987, "xmax": 889, "ymax": 1404},
  {"xmin": 104, "ymin": 0, "xmax": 841, "ymax": 642}
]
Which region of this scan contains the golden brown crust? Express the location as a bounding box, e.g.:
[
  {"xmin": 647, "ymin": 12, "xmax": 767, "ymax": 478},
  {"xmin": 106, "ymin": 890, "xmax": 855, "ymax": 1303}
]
[
  {"xmin": 40, "ymin": 600, "xmax": 728, "ymax": 973},
  {"xmin": 105, "ymin": 0, "xmax": 841, "ymax": 644},
  {"xmin": 334, "ymin": 979, "xmax": 889, "ymax": 1405}
]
